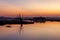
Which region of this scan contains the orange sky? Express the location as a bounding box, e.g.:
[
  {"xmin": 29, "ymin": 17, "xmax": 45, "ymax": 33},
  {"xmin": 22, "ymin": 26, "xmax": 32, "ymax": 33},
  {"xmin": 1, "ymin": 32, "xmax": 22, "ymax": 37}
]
[{"xmin": 0, "ymin": 0, "xmax": 60, "ymax": 17}]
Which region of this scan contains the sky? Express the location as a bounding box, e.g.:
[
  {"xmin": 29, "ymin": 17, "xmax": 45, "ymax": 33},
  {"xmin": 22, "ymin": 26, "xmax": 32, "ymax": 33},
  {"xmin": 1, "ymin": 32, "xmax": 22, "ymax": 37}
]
[{"xmin": 0, "ymin": 0, "xmax": 60, "ymax": 17}]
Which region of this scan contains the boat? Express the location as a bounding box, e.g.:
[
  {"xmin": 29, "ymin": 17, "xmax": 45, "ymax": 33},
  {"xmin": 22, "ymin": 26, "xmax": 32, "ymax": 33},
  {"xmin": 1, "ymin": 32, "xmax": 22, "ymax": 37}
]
[{"xmin": 21, "ymin": 20, "xmax": 34, "ymax": 24}]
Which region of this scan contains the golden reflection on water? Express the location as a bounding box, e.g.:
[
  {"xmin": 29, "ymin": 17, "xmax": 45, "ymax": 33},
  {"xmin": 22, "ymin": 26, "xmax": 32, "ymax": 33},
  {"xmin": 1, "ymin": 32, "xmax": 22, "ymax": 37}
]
[
  {"xmin": 23, "ymin": 21, "xmax": 60, "ymax": 38},
  {"xmin": 0, "ymin": 22, "xmax": 60, "ymax": 39}
]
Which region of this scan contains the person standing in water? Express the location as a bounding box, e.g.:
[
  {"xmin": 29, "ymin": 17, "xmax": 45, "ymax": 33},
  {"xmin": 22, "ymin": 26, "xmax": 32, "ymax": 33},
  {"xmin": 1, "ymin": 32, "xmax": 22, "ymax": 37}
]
[{"xmin": 20, "ymin": 17, "xmax": 23, "ymax": 27}]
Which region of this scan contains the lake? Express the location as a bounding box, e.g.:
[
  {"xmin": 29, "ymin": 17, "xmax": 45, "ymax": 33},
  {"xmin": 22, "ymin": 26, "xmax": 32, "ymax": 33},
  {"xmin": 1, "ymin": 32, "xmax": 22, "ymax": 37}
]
[{"xmin": 0, "ymin": 21, "xmax": 60, "ymax": 40}]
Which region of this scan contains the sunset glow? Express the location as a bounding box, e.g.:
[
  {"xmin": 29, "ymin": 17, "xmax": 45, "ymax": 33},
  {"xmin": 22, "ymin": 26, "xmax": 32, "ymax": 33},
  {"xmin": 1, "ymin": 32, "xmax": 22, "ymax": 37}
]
[{"xmin": 0, "ymin": 0, "xmax": 60, "ymax": 16}]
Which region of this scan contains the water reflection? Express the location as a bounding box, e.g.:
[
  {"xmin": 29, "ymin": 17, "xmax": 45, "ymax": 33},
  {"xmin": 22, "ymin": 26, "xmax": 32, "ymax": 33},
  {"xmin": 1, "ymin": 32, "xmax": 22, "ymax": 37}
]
[{"xmin": 0, "ymin": 22, "xmax": 60, "ymax": 40}]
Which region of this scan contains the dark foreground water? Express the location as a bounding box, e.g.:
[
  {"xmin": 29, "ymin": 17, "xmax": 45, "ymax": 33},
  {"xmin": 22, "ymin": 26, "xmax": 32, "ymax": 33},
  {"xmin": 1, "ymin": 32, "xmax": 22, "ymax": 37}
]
[{"xmin": 0, "ymin": 21, "xmax": 60, "ymax": 40}]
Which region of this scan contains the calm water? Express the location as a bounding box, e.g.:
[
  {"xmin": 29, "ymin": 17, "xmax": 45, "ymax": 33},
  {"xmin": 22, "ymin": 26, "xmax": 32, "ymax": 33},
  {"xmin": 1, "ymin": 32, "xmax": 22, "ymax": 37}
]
[{"xmin": 0, "ymin": 21, "xmax": 60, "ymax": 40}]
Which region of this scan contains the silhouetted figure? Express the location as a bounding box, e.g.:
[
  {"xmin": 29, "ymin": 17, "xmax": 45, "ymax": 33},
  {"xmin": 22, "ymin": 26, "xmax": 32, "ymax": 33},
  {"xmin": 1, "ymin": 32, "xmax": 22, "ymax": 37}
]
[
  {"xmin": 18, "ymin": 14, "xmax": 23, "ymax": 27},
  {"xmin": 18, "ymin": 14, "xmax": 23, "ymax": 34},
  {"xmin": 20, "ymin": 18, "xmax": 23, "ymax": 27}
]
